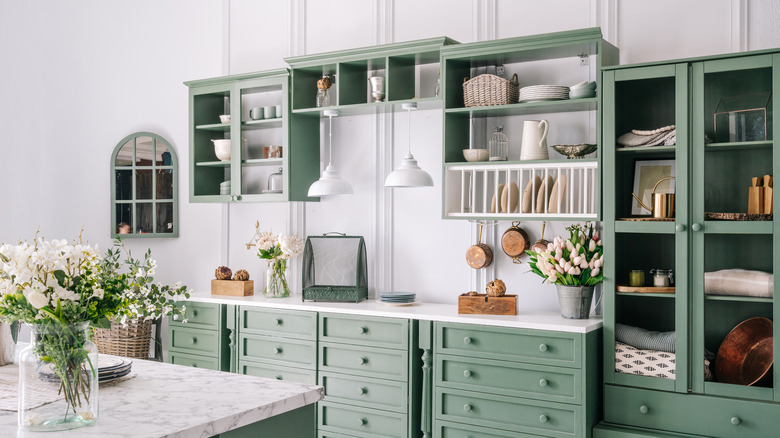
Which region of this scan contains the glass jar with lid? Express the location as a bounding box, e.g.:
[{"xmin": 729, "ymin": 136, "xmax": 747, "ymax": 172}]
[{"xmin": 265, "ymin": 168, "xmax": 283, "ymax": 193}]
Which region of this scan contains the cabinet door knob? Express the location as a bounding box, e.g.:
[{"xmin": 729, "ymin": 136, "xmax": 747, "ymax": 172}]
[
  {"xmin": 539, "ymin": 343, "xmax": 548, "ymax": 352},
  {"xmin": 731, "ymin": 417, "xmax": 741, "ymax": 426},
  {"xmin": 463, "ymin": 404, "xmax": 472, "ymax": 412},
  {"xmin": 639, "ymin": 405, "xmax": 649, "ymax": 414},
  {"xmin": 463, "ymin": 336, "xmax": 473, "ymax": 344},
  {"xmin": 691, "ymin": 222, "xmax": 702, "ymax": 232},
  {"xmin": 539, "ymin": 414, "xmax": 548, "ymax": 424},
  {"xmin": 273, "ymin": 347, "xmax": 282, "ymax": 355},
  {"xmin": 232, "ymin": 195, "xmax": 238, "ymax": 201},
  {"xmin": 192, "ymin": 363, "xmax": 198, "ymax": 368},
  {"xmin": 539, "ymin": 378, "xmax": 548, "ymax": 387},
  {"xmin": 359, "ymin": 326, "xmax": 368, "ymax": 334},
  {"xmin": 360, "ymin": 357, "xmax": 369, "ymax": 365},
  {"xmin": 275, "ymin": 375, "xmax": 283, "ymax": 380},
  {"xmin": 192, "ymin": 309, "xmax": 199, "ymax": 317},
  {"xmin": 359, "ymin": 386, "xmax": 368, "ymax": 395},
  {"xmin": 675, "ymin": 224, "xmax": 685, "ymax": 232},
  {"xmin": 358, "ymin": 417, "xmax": 367, "ymax": 427},
  {"xmin": 274, "ymin": 318, "xmax": 283, "ymax": 326},
  {"xmin": 463, "ymin": 370, "xmax": 473, "ymax": 378},
  {"xmin": 190, "ymin": 337, "xmax": 197, "ymax": 344}
]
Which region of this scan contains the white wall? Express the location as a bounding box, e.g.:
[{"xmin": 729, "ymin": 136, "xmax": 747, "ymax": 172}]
[{"xmin": 1, "ymin": 1, "xmax": 778, "ymax": 311}]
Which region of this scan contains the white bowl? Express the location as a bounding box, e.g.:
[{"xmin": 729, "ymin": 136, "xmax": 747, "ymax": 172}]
[
  {"xmin": 219, "ymin": 115, "xmax": 231, "ymax": 124},
  {"xmin": 569, "ymin": 89, "xmax": 597, "ymax": 99},
  {"xmin": 212, "ymin": 139, "xmax": 231, "ymax": 161},
  {"xmin": 463, "ymin": 149, "xmax": 489, "ymax": 162},
  {"xmin": 570, "ymin": 81, "xmax": 597, "ymax": 91}
]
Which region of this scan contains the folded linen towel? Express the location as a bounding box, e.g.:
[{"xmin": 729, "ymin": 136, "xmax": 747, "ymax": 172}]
[
  {"xmin": 704, "ymin": 269, "xmax": 773, "ymax": 298},
  {"xmin": 617, "ymin": 125, "xmax": 677, "ymax": 147},
  {"xmin": 615, "ymin": 323, "xmax": 675, "ymax": 353}
]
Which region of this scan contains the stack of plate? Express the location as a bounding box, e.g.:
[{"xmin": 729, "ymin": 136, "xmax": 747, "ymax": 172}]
[
  {"xmin": 379, "ymin": 292, "xmax": 417, "ymax": 305},
  {"xmin": 519, "ymin": 85, "xmax": 569, "ymax": 103},
  {"xmin": 98, "ymin": 356, "xmax": 133, "ymax": 383},
  {"xmin": 220, "ymin": 180, "xmax": 231, "ymax": 195}
]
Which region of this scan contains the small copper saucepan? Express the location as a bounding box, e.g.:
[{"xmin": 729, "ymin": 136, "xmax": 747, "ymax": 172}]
[
  {"xmin": 466, "ymin": 223, "xmax": 493, "ymax": 269},
  {"xmin": 501, "ymin": 221, "xmax": 530, "ymax": 264}
]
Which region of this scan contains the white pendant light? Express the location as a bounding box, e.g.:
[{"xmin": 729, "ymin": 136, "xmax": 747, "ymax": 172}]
[
  {"xmin": 385, "ymin": 102, "xmax": 434, "ymax": 187},
  {"xmin": 308, "ymin": 109, "xmax": 353, "ymax": 196}
]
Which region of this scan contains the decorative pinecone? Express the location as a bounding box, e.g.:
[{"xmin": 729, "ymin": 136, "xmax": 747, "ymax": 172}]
[
  {"xmin": 233, "ymin": 269, "xmax": 250, "ymax": 281},
  {"xmin": 486, "ymin": 279, "xmax": 506, "ymax": 297},
  {"xmin": 215, "ymin": 266, "xmax": 232, "ymax": 280}
]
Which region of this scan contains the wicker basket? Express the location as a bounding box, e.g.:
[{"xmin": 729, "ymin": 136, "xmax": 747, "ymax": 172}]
[
  {"xmin": 463, "ymin": 73, "xmax": 519, "ymax": 107},
  {"xmin": 93, "ymin": 319, "xmax": 152, "ymax": 358}
]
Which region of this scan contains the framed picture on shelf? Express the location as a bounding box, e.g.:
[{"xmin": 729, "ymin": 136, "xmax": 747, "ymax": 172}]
[{"xmin": 632, "ymin": 159, "xmax": 676, "ymax": 215}]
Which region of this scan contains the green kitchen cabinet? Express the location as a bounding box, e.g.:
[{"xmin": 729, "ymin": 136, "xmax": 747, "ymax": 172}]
[
  {"xmin": 432, "ymin": 322, "xmax": 601, "ymax": 438},
  {"xmin": 185, "ymin": 69, "xmax": 320, "ymax": 203},
  {"xmin": 167, "ymin": 302, "xmax": 231, "ymax": 371},
  {"xmin": 439, "ymin": 27, "xmax": 618, "ymax": 221},
  {"xmin": 598, "ymin": 49, "xmax": 780, "ymax": 437}
]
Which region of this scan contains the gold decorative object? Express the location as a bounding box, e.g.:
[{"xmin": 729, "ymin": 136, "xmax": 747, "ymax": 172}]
[
  {"xmin": 486, "ymin": 279, "xmax": 506, "ymax": 297},
  {"xmin": 234, "ymin": 269, "xmax": 250, "ymax": 281},
  {"xmin": 215, "ymin": 266, "xmax": 232, "ymax": 280}
]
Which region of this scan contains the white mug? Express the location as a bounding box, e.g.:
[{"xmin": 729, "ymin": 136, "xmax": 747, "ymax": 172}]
[{"xmin": 520, "ymin": 120, "xmax": 549, "ymax": 161}]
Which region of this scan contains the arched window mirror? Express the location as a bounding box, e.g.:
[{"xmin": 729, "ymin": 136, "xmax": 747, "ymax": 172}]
[{"xmin": 111, "ymin": 132, "xmax": 179, "ymax": 238}]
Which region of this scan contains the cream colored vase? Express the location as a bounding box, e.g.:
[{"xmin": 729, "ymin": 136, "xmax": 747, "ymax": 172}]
[{"xmin": 520, "ymin": 119, "xmax": 550, "ymax": 160}]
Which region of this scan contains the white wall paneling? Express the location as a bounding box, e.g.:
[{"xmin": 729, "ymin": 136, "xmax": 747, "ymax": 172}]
[{"xmin": 1, "ymin": 1, "xmax": 778, "ymax": 309}]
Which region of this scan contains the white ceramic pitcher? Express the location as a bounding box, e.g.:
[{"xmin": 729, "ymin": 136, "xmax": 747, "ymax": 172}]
[{"xmin": 520, "ymin": 120, "xmax": 550, "ymax": 160}]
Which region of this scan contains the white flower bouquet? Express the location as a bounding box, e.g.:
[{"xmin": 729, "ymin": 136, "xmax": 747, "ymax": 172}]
[
  {"xmin": 256, "ymin": 231, "xmax": 304, "ymax": 297},
  {"xmin": 526, "ymin": 223, "xmax": 604, "ymax": 286}
]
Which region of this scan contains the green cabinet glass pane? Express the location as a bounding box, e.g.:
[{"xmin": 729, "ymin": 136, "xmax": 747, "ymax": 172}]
[{"xmin": 115, "ymin": 170, "xmax": 132, "ymax": 200}]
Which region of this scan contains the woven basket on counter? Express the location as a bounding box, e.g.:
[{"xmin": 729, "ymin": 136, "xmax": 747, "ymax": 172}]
[
  {"xmin": 463, "ymin": 73, "xmax": 519, "ymax": 107},
  {"xmin": 93, "ymin": 319, "xmax": 152, "ymax": 359}
]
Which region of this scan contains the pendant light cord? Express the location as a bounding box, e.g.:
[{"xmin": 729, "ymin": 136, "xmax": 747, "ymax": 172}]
[
  {"xmin": 407, "ymin": 107, "xmax": 412, "ymax": 155},
  {"xmin": 328, "ymin": 114, "xmax": 333, "ymax": 166}
]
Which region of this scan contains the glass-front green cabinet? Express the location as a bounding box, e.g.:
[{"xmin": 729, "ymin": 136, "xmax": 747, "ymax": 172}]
[{"xmin": 599, "ymin": 51, "xmax": 779, "ymax": 438}]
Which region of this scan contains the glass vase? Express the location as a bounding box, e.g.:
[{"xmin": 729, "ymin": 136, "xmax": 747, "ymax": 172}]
[
  {"xmin": 264, "ymin": 259, "xmax": 290, "ymax": 298},
  {"xmin": 18, "ymin": 322, "xmax": 98, "ymax": 431}
]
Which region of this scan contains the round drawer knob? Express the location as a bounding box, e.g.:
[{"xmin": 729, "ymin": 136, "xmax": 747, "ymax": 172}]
[
  {"xmin": 359, "ymin": 387, "xmax": 368, "ymax": 395},
  {"xmin": 358, "ymin": 417, "xmax": 367, "ymax": 427},
  {"xmin": 692, "ymin": 223, "xmax": 702, "ymax": 232},
  {"xmin": 360, "ymin": 357, "xmax": 369, "ymax": 365},
  {"xmin": 192, "ymin": 363, "xmax": 198, "ymax": 368},
  {"xmin": 675, "ymin": 224, "xmax": 686, "ymax": 232},
  {"xmin": 539, "ymin": 378, "xmax": 548, "ymax": 387},
  {"xmin": 463, "ymin": 370, "xmax": 473, "ymax": 378},
  {"xmin": 273, "ymin": 347, "xmax": 282, "ymax": 355},
  {"xmin": 731, "ymin": 417, "xmax": 741, "ymax": 426},
  {"xmin": 275, "ymin": 375, "xmax": 283, "ymax": 380},
  {"xmin": 463, "ymin": 337, "xmax": 473, "ymax": 344},
  {"xmin": 274, "ymin": 318, "xmax": 283, "ymax": 326},
  {"xmin": 359, "ymin": 326, "xmax": 368, "ymax": 334},
  {"xmin": 539, "ymin": 414, "xmax": 548, "ymax": 424},
  {"xmin": 192, "ymin": 309, "xmax": 199, "ymax": 317},
  {"xmin": 539, "ymin": 344, "xmax": 548, "ymax": 352},
  {"xmin": 190, "ymin": 337, "xmax": 197, "ymax": 344},
  {"xmin": 463, "ymin": 404, "xmax": 472, "ymax": 412},
  {"xmin": 639, "ymin": 405, "xmax": 649, "ymax": 414}
]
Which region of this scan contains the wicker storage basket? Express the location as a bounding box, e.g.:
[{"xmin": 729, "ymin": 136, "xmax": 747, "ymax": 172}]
[
  {"xmin": 463, "ymin": 73, "xmax": 519, "ymax": 107},
  {"xmin": 93, "ymin": 319, "xmax": 152, "ymax": 358}
]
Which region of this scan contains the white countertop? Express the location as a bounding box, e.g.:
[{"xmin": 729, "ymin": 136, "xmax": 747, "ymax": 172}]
[
  {"xmin": 187, "ymin": 292, "xmax": 603, "ymax": 333},
  {"xmin": 0, "ymin": 357, "xmax": 323, "ymax": 438}
]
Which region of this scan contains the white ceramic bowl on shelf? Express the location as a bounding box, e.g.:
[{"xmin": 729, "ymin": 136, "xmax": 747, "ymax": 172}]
[
  {"xmin": 463, "ymin": 149, "xmax": 489, "ymax": 162},
  {"xmin": 219, "ymin": 115, "xmax": 231, "ymax": 124},
  {"xmin": 212, "ymin": 139, "xmax": 231, "ymax": 161}
]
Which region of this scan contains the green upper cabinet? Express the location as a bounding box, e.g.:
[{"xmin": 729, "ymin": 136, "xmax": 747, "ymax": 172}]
[
  {"xmin": 439, "ymin": 28, "xmax": 618, "ymax": 221},
  {"xmin": 185, "ymin": 69, "xmax": 319, "ymax": 203},
  {"xmin": 601, "ymin": 49, "xmax": 780, "ymax": 437},
  {"xmin": 284, "ymin": 37, "xmax": 458, "ymax": 117}
]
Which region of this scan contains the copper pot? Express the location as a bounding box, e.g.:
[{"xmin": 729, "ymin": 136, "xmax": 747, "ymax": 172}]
[
  {"xmin": 466, "ymin": 224, "xmax": 493, "ymax": 269},
  {"xmin": 501, "ymin": 221, "xmax": 530, "ymax": 264},
  {"xmin": 715, "ymin": 317, "xmax": 773, "ymax": 386}
]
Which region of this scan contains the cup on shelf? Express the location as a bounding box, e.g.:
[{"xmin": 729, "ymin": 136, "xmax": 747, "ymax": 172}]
[
  {"xmin": 275, "ymin": 104, "xmax": 282, "ymax": 118},
  {"xmin": 219, "ymin": 115, "xmax": 231, "ymax": 124},
  {"xmin": 264, "ymin": 106, "xmax": 276, "ymax": 119},
  {"xmin": 249, "ymin": 107, "xmax": 264, "ymax": 120}
]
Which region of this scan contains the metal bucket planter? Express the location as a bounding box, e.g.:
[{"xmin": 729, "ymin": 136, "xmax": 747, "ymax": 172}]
[{"xmin": 556, "ymin": 285, "xmax": 594, "ymax": 319}]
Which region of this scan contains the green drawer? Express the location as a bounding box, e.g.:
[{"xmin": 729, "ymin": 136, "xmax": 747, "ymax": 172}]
[
  {"xmin": 594, "ymin": 423, "xmax": 706, "ymax": 438},
  {"xmin": 320, "ymin": 313, "xmax": 409, "ymax": 349},
  {"xmin": 437, "ymin": 354, "xmax": 580, "ymax": 404},
  {"xmin": 436, "ymin": 419, "xmax": 548, "ymax": 438},
  {"xmin": 319, "ymin": 400, "xmax": 407, "ymax": 438},
  {"xmin": 320, "ymin": 372, "xmax": 407, "ymax": 413},
  {"xmin": 605, "ymin": 385, "xmax": 779, "ymax": 438},
  {"xmin": 436, "ymin": 387, "xmax": 579, "ymax": 438},
  {"xmin": 240, "ymin": 360, "xmax": 316, "ymax": 385},
  {"xmin": 169, "ymin": 351, "xmax": 220, "ymax": 370},
  {"xmin": 436, "ymin": 322, "xmax": 579, "ymax": 368},
  {"xmin": 240, "ymin": 307, "xmax": 316, "ymax": 340},
  {"xmin": 169, "ymin": 326, "xmax": 220, "ymax": 356},
  {"xmin": 320, "ymin": 342, "xmax": 408, "ymax": 381},
  {"xmin": 240, "ymin": 334, "xmax": 316, "ymax": 369},
  {"xmin": 170, "ymin": 302, "xmax": 221, "ymax": 330}
]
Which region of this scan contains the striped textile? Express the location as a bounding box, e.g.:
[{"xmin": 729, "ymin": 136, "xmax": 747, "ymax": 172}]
[{"xmin": 615, "ymin": 323, "xmax": 675, "ymax": 353}]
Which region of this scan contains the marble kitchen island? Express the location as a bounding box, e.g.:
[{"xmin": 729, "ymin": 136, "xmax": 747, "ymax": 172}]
[{"xmin": 0, "ymin": 356, "xmax": 323, "ymax": 438}]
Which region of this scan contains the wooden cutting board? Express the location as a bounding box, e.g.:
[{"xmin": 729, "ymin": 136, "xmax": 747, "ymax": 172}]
[{"xmin": 616, "ymin": 285, "xmax": 675, "ymax": 294}]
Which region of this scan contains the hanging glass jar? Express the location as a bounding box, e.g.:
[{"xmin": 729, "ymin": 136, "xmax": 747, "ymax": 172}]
[
  {"xmin": 316, "ymin": 75, "xmax": 333, "ymax": 108},
  {"xmin": 489, "ymin": 125, "xmax": 508, "ymax": 161},
  {"xmin": 18, "ymin": 322, "xmax": 98, "ymax": 431}
]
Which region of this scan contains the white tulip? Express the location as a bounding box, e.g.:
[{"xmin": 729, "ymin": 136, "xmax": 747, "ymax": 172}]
[
  {"xmin": 588, "ymin": 239, "xmax": 596, "ymax": 251},
  {"xmin": 591, "ymin": 267, "xmax": 600, "ymax": 277},
  {"xmin": 555, "ymin": 264, "xmax": 565, "ymax": 274},
  {"xmin": 26, "ymin": 290, "xmax": 49, "ymax": 309},
  {"xmin": 573, "ymin": 256, "xmax": 582, "ymax": 265},
  {"xmin": 580, "ymin": 259, "xmax": 589, "ymax": 269}
]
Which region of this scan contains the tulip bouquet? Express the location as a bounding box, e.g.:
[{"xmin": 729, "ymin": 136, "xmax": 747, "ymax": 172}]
[{"xmin": 526, "ymin": 223, "xmax": 604, "ymax": 286}]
